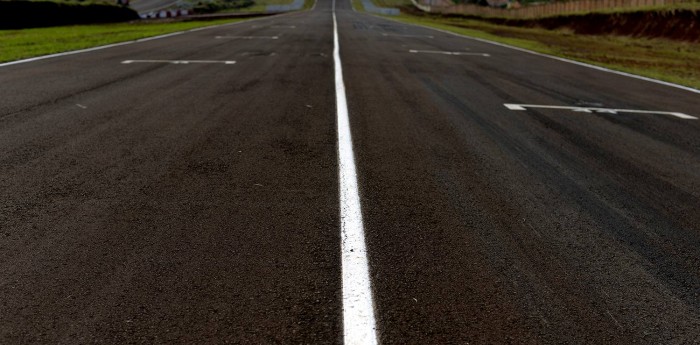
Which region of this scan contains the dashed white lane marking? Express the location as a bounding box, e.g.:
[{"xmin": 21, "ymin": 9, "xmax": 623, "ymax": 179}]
[
  {"xmin": 0, "ymin": 11, "xmax": 304, "ymax": 68},
  {"xmin": 382, "ymin": 33, "xmax": 433, "ymax": 38},
  {"xmin": 76, "ymin": 104, "xmax": 87, "ymax": 109},
  {"xmin": 121, "ymin": 60, "xmax": 236, "ymax": 65},
  {"xmin": 252, "ymin": 25, "xmax": 296, "ymax": 28},
  {"xmin": 333, "ymin": 0, "xmax": 379, "ymax": 343},
  {"xmin": 504, "ymin": 104, "xmax": 697, "ymax": 120},
  {"xmin": 409, "ymin": 49, "xmax": 489, "ymax": 57},
  {"xmin": 377, "ymin": 16, "xmax": 700, "ymax": 95},
  {"xmin": 215, "ymin": 35, "xmax": 280, "ymax": 39}
]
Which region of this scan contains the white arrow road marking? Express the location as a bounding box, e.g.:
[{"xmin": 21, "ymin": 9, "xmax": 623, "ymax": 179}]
[
  {"xmin": 121, "ymin": 60, "xmax": 236, "ymax": 65},
  {"xmin": 504, "ymin": 104, "xmax": 697, "ymax": 120}
]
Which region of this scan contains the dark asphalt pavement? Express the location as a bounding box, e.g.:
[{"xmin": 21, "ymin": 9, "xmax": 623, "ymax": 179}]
[{"xmin": 1, "ymin": 0, "xmax": 699, "ymax": 343}]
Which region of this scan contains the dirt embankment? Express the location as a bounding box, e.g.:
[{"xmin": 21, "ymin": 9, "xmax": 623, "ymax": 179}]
[
  {"xmin": 402, "ymin": 4, "xmax": 700, "ymax": 42},
  {"xmin": 502, "ymin": 10, "xmax": 700, "ymax": 42}
]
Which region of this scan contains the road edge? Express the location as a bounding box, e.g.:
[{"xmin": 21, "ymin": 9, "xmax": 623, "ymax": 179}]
[
  {"xmin": 0, "ymin": 10, "xmax": 302, "ymax": 68},
  {"xmin": 372, "ymin": 14, "xmax": 700, "ymax": 95}
]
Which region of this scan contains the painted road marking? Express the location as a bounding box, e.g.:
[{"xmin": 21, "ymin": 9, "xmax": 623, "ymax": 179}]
[
  {"xmin": 383, "ymin": 33, "xmax": 433, "ymax": 38},
  {"xmin": 251, "ymin": 25, "xmax": 296, "ymax": 28},
  {"xmin": 215, "ymin": 35, "xmax": 280, "ymax": 39},
  {"xmin": 504, "ymin": 104, "xmax": 697, "ymax": 120},
  {"xmin": 334, "ymin": 0, "xmax": 379, "ymax": 343},
  {"xmin": 121, "ymin": 60, "xmax": 236, "ymax": 65},
  {"xmin": 379, "ymin": 17, "xmax": 700, "ymax": 95},
  {"xmin": 409, "ymin": 49, "xmax": 490, "ymax": 57},
  {"xmin": 0, "ymin": 11, "xmax": 304, "ymax": 68}
]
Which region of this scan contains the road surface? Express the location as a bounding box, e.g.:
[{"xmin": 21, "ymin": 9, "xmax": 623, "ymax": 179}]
[{"xmin": 1, "ymin": 0, "xmax": 699, "ymax": 343}]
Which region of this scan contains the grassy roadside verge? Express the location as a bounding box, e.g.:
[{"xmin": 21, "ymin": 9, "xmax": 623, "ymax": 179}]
[
  {"xmin": 304, "ymin": 0, "xmax": 316, "ymax": 10},
  {"xmin": 352, "ymin": 0, "xmax": 365, "ymax": 11},
  {"xmin": 0, "ymin": 19, "xmax": 249, "ymax": 63},
  {"xmin": 387, "ymin": 13, "xmax": 700, "ymax": 89},
  {"xmin": 0, "ymin": 0, "xmax": 318, "ymax": 64}
]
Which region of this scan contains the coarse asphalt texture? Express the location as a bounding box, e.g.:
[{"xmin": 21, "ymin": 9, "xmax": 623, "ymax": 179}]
[{"xmin": 1, "ymin": 0, "xmax": 700, "ymax": 343}]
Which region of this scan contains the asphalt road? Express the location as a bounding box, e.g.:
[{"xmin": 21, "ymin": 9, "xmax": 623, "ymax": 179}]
[{"xmin": 1, "ymin": 0, "xmax": 699, "ymax": 343}]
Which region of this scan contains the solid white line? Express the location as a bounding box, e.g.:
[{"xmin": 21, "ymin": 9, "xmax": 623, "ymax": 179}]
[
  {"xmin": 333, "ymin": 0, "xmax": 379, "ymax": 344},
  {"xmin": 0, "ymin": 32, "xmax": 175, "ymax": 68},
  {"xmin": 375, "ymin": 16, "xmax": 700, "ymax": 95},
  {"xmin": 121, "ymin": 60, "xmax": 236, "ymax": 65},
  {"xmin": 504, "ymin": 103, "xmax": 697, "ymax": 119},
  {"xmin": 409, "ymin": 49, "xmax": 489, "ymax": 56}
]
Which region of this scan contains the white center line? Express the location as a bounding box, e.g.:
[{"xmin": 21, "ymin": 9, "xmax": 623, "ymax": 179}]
[
  {"xmin": 121, "ymin": 60, "xmax": 236, "ymax": 65},
  {"xmin": 409, "ymin": 49, "xmax": 490, "ymax": 57},
  {"xmin": 333, "ymin": 0, "xmax": 379, "ymax": 344}
]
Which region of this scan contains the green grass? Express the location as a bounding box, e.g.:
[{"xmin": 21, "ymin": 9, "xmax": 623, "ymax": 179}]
[
  {"xmin": 387, "ymin": 14, "xmax": 700, "ymax": 89},
  {"xmin": 0, "ymin": 19, "xmax": 248, "ymax": 63},
  {"xmin": 352, "ymin": 0, "xmax": 365, "ymax": 11},
  {"xmin": 303, "ymin": 0, "xmax": 316, "ymax": 10}
]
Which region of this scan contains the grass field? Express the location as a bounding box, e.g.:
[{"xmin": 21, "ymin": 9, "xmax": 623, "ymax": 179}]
[
  {"xmin": 0, "ymin": 19, "xmax": 250, "ymax": 63},
  {"xmin": 351, "ymin": 0, "xmax": 365, "ymax": 11}
]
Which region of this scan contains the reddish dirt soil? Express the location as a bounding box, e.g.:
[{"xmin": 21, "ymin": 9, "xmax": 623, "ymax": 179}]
[
  {"xmin": 402, "ymin": 5, "xmax": 700, "ymax": 42},
  {"xmin": 509, "ymin": 10, "xmax": 700, "ymax": 42}
]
